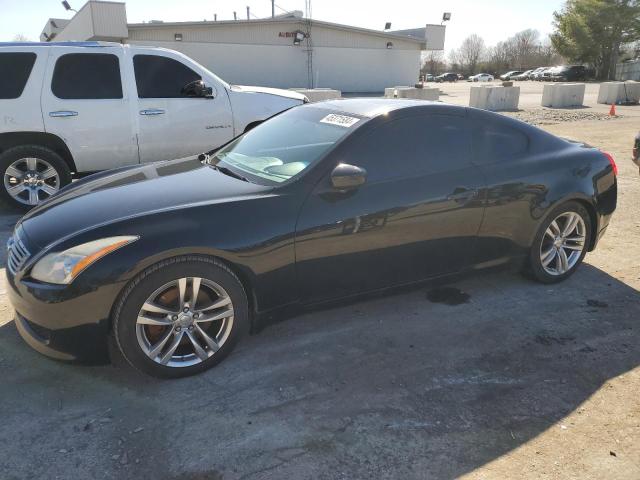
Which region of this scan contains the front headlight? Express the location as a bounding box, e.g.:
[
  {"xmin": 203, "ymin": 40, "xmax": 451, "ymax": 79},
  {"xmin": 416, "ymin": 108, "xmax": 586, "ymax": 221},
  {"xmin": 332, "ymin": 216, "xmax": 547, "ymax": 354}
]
[{"xmin": 31, "ymin": 236, "xmax": 139, "ymax": 285}]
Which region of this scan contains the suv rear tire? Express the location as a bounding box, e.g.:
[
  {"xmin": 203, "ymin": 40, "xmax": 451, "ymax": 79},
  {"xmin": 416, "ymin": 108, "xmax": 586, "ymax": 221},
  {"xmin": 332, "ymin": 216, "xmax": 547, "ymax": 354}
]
[{"xmin": 0, "ymin": 145, "xmax": 71, "ymax": 210}]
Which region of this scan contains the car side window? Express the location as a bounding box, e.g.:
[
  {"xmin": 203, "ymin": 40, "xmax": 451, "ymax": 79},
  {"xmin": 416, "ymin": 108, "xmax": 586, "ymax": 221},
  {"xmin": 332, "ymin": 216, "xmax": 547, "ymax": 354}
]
[
  {"xmin": 51, "ymin": 53, "xmax": 123, "ymax": 100},
  {"xmin": 350, "ymin": 114, "xmax": 472, "ymax": 183},
  {"xmin": 133, "ymin": 55, "xmax": 202, "ymax": 99},
  {"xmin": 0, "ymin": 52, "xmax": 37, "ymax": 100},
  {"xmin": 472, "ymin": 118, "xmax": 529, "ymax": 165}
]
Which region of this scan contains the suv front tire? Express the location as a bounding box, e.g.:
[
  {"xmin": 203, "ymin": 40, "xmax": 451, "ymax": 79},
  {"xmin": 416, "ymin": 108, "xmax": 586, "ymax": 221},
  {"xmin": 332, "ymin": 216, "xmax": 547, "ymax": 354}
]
[{"xmin": 0, "ymin": 145, "xmax": 71, "ymax": 210}]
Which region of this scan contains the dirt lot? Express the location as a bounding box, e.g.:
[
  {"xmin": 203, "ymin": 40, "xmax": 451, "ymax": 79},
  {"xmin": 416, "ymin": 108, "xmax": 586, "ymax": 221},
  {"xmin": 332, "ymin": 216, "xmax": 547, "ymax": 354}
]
[{"xmin": 1, "ymin": 83, "xmax": 639, "ymax": 479}]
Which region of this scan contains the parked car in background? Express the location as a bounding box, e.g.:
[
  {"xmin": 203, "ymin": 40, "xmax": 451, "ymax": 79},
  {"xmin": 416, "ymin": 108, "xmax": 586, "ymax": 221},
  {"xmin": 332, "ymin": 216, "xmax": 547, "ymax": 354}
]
[
  {"xmin": 0, "ymin": 41, "xmax": 306, "ymax": 209},
  {"xmin": 435, "ymin": 72, "xmax": 459, "ymax": 82},
  {"xmin": 529, "ymin": 67, "xmax": 548, "ymax": 80},
  {"xmin": 513, "ymin": 70, "xmax": 534, "ymax": 81},
  {"xmin": 468, "ymin": 73, "xmax": 494, "ymax": 82},
  {"xmin": 423, "ymin": 73, "xmax": 435, "ymax": 82},
  {"xmin": 540, "ymin": 67, "xmax": 555, "ymax": 81},
  {"xmin": 457, "ymin": 74, "xmax": 465, "ymax": 81},
  {"xmin": 6, "ymin": 99, "xmax": 617, "ymax": 378},
  {"xmin": 500, "ymin": 70, "xmax": 524, "ymax": 81},
  {"xmin": 550, "ymin": 65, "xmax": 588, "ymax": 82}
]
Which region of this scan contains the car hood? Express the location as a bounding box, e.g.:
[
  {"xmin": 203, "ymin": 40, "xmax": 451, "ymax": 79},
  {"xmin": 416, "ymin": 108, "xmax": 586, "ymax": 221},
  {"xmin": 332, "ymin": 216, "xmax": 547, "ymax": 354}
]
[
  {"xmin": 18, "ymin": 158, "xmax": 271, "ymax": 250},
  {"xmin": 229, "ymin": 85, "xmax": 307, "ymax": 102}
]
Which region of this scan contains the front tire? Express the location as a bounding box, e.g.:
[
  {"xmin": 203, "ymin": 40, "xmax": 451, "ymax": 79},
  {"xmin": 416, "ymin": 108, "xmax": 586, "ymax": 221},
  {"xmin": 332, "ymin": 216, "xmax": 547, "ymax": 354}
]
[
  {"xmin": 0, "ymin": 145, "xmax": 71, "ymax": 210},
  {"xmin": 112, "ymin": 256, "xmax": 249, "ymax": 378},
  {"xmin": 526, "ymin": 201, "xmax": 592, "ymax": 284}
]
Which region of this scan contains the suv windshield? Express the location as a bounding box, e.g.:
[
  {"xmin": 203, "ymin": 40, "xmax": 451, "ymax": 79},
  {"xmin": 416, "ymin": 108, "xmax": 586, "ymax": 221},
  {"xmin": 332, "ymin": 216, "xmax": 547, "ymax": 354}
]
[{"xmin": 212, "ymin": 107, "xmax": 363, "ymax": 185}]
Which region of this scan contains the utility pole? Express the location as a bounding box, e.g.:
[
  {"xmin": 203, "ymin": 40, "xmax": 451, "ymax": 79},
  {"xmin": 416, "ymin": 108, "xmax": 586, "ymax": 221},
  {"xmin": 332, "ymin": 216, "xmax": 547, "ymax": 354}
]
[{"xmin": 271, "ymin": 0, "xmax": 275, "ymax": 18}]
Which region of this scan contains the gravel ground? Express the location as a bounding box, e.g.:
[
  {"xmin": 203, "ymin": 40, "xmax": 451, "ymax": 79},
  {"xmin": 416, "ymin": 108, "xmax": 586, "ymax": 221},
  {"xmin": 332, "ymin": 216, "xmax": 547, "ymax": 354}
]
[
  {"xmin": 0, "ymin": 92, "xmax": 639, "ymax": 479},
  {"xmin": 502, "ymin": 108, "xmax": 620, "ymax": 126}
]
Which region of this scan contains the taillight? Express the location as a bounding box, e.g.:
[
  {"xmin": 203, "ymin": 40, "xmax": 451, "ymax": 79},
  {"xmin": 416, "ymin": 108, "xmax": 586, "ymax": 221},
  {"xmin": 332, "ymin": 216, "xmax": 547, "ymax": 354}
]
[{"xmin": 602, "ymin": 151, "xmax": 617, "ymax": 176}]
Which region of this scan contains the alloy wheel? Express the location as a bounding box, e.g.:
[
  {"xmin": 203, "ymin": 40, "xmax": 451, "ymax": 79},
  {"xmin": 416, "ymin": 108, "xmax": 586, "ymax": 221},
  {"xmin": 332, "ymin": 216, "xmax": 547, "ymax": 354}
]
[
  {"xmin": 135, "ymin": 277, "xmax": 234, "ymax": 367},
  {"xmin": 3, "ymin": 157, "xmax": 60, "ymax": 206},
  {"xmin": 539, "ymin": 212, "xmax": 587, "ymax": 276}
]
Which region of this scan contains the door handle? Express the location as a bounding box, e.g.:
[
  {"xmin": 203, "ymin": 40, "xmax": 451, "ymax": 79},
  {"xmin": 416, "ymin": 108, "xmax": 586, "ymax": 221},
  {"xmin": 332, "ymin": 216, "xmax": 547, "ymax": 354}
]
[
  {"xmin": 140, "ymin": 109, "xmax": 166, "ymax": 116},
  {"xmin": 447, "ymin": 188, "xmax": 478, "ymax": 202},
  {"xmin": 49, "ymin": 111, "xmax": 78, "ymax": 117}
]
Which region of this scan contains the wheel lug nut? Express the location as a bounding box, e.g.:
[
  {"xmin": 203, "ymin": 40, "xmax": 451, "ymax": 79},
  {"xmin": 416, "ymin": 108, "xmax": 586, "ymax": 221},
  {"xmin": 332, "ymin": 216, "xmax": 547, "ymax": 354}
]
[
  {"xmin": 175, "ymin": 326, "xmax": 181, "ymax": 332},
  {"xmin": 188, "ymin": 325, "xmax": 194, "ymax": 331},
  {"xmin": 183, "ymin": 307, "xmax": 189, "ymax": 313},
  {"xmin": 172, "ymin": 315, "xmax": 178, "ymax": 321},
  {"xmin": 193, "ymin": 313, "xmax": 199, "ymax": 319}
]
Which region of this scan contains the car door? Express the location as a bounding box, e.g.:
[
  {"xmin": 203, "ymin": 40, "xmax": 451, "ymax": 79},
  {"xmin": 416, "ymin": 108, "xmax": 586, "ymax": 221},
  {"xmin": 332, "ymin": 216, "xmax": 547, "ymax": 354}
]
[
  {"xmin": 295, "ymin": 111, "xmax": 486, "ymax": 304},
  {"xmin": 132, "ymin": 52, "xmax": 234, "ymax": 162},
  {"xmin": 42, "ymin": 49, "xmax": 139, "ymax": 171},
  {"xmin": 467, "ymin": 109, "xmax": 539, "ymax": 266}
]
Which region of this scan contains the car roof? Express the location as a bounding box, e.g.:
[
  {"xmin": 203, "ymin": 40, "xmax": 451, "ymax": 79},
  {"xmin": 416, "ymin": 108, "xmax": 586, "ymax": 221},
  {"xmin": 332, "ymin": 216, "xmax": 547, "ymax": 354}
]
[
  {"xmin": 0, "ymin": 41, "xmax": 120, "ymax": 49},
  {"xmin": 305, "ymin": 98, "xmax": 467, "ymax": 119}
]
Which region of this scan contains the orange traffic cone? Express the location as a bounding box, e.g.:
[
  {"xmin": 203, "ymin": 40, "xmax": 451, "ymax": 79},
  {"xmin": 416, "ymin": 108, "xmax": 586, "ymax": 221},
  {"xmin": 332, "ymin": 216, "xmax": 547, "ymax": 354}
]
[{"xmin": 609, "ymin": 103, "xmax": 617, "ymax": 116}]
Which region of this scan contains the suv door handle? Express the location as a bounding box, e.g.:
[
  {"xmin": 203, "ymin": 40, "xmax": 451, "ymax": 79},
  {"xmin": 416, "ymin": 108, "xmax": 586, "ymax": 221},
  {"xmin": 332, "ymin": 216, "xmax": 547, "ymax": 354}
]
[
  {"xmin": 140, "ymin": 109, "xmax": 166, "ymax": 116},
  {"xmin": 49, "ymin": 111, "xmax": 78, "ymax": 117}
]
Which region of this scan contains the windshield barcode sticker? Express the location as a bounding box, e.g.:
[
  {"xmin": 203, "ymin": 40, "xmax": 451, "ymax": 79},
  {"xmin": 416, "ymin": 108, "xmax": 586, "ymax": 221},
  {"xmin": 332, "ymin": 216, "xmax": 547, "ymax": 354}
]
[{"xmin": 320, "ymin": 114, "xmax": 360, "ymax": 128}]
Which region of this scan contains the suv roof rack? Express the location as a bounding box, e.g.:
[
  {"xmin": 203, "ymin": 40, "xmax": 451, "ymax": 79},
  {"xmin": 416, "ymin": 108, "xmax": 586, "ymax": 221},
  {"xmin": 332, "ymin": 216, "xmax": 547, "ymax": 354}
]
[{"xmin": 0, "ymin": 41, "xmax": 119, "ymax": 47}]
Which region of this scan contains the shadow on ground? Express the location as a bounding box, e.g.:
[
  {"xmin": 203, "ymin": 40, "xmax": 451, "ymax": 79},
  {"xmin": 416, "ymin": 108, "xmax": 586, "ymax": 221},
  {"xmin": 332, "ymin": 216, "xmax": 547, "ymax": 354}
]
[{"xmin": 0, "ymin": 261, "xmax": 638, "ymax": 479}]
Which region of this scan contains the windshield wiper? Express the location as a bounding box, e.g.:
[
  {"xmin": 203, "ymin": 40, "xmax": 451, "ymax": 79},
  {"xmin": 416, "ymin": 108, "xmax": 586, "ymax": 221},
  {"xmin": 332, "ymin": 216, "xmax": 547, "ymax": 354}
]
[{"xmin": 211, "ymin": 165, "xmax": 249, "ymax": 182}]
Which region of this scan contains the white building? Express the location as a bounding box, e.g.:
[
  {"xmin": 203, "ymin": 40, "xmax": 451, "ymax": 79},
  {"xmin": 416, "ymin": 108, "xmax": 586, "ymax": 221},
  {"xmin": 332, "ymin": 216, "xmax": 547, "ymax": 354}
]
[{"xmin": 40, "ymin": 1, "xmax": 445, "ymax": 93}]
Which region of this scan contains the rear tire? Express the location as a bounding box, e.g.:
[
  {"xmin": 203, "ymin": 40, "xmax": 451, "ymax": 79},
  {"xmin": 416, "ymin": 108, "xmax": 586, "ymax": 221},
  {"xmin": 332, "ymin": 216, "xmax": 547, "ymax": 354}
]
[
  {"xmin": 525, "ymin": 201, "xmax": 592, "ymax": 284},
  {"xmin": 0, "ymin": 145, "xmax": 71, "ymax": 210},
  {"xmin": 112, "ymin": 256, "xmax": 249, "ymax": 379}
]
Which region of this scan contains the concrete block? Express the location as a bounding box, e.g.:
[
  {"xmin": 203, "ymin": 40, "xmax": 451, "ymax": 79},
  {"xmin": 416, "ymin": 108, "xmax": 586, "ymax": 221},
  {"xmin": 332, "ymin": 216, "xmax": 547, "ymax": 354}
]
[
  {"xmin": 384, "ymin": 86, "xmax": 411, "ymax": 98},
  {"xmin": 541, "ymin": 83, "xmax": 586, "ymax": 108},
  {"xmin": 469, "ymin": 85, "xmax": 520, "ymax": 111},
  {"xmin": 624, "ymin": 81, "xmax": 640, "ymax": 103},
  {"xmin": 597, "ymin": 81, "xmax": 640, "ymax": 105},
  {"xmin": 384, "ymin": 86, "xmax": 439, "ymax": 100},
  {"xmin": 290, "ymin": 88, "xmax": 341, "ymax": 102}
]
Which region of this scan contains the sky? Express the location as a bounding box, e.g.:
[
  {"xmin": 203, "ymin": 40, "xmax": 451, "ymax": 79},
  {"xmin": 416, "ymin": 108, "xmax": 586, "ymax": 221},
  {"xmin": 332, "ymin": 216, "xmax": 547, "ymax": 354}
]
[{"xmin": 0, "ymin": 0, "xmax": 566, "ymax": 53}]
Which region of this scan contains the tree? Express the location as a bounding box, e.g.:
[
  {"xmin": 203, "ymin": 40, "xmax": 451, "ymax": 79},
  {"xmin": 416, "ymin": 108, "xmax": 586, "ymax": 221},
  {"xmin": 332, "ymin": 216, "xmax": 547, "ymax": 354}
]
[
  {"xmin": 458, "ymin": 34, "xmax": 486, "ymax": 74},
  {"xmin": 421, "ymin": 50, "xmax": 445, "ymax": 75},
  {"xmin": 551, "ymin": 0, "xmax": 640, "ymax": 79},
  {"xmin": 12, "ymin": 34, "xmax": 31, "ymax": 42}
]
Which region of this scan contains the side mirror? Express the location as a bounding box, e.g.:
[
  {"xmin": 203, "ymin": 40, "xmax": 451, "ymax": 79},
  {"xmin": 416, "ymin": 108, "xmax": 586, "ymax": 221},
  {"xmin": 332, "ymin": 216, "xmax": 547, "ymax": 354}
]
[
  {"xmin": 331, "ymin": 163, "xmax": 367, "ymax": 190},
  {"xmin": 181, "ymin": 80, "xmax": 214, "ymax": 98}
]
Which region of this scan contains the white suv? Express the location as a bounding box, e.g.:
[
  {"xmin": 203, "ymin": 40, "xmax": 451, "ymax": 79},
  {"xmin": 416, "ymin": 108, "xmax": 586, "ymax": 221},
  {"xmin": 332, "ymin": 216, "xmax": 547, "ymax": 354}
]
[{"xmin": 0, "ymin": 42, "xmax": 307, "ymax": 209}]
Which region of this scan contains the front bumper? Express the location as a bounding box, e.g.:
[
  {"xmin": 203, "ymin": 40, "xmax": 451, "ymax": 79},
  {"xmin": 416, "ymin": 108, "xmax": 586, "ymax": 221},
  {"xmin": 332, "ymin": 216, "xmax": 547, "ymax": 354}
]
[{"xmin": 6, "ymin": 269, "xmax": 125, "ymax": 364}]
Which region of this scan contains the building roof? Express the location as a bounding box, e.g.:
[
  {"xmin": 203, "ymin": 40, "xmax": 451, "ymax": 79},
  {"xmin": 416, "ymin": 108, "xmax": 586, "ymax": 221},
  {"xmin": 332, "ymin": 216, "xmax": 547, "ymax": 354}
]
[{"xmin": 128, "ymin": 14, "xmax": 427, "ymax": 46}]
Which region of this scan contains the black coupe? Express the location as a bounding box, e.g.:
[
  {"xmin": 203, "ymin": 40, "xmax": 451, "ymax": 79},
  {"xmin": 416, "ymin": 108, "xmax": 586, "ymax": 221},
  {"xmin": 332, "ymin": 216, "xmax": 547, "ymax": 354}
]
[{"xmin": 6, "ymin": 99, "xmax": 617, "ymax": 378}]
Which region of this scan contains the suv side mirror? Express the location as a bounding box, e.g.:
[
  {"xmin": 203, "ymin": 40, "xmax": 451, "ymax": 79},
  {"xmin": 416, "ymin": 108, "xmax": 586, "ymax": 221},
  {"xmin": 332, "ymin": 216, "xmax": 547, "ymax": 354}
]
[
  {"xmin": 331, "ymin": 163, "xmax": 367, "ymax": 190},
  {"xmin": 181, "ymin": 80, "xmax": 214, "ymax": 98}
]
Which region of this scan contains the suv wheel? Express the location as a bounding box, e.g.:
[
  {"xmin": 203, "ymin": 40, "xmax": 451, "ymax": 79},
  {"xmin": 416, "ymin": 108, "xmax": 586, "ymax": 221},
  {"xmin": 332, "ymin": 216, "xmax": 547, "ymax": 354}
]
[{"xmin": 0, "ymin": 145, "xmax": 71, "ymax": 210}]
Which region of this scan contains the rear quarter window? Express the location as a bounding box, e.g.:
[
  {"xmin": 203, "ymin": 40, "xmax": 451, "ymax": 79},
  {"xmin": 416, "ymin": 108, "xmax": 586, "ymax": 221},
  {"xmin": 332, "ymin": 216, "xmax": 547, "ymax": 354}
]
[
  {"xmin": 0, "ymin": 52, "xmax": 37, "ymax": 99},
  {"xmin": 472, "ymin": 120, "xmax": 529, "ymax": 165}
]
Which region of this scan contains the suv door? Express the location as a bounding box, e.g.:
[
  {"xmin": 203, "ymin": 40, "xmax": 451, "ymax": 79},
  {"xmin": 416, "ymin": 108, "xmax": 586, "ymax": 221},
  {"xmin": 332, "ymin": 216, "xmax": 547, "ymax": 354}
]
[
  {"xmin": 132, "ymin": 52, "xmax": 234, "ymax": 162},
  {"xmin": 42, "ymin": 49, "xmax": 138, "ymax": 171},
  {"xmin": 295, "ymin": 111, "xmax": 486, "ymax": 304}
]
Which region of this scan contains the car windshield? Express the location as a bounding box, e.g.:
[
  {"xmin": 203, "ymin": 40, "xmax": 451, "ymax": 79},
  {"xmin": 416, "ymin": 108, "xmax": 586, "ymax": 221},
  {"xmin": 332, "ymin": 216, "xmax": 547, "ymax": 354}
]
[{"xmin": 212, "ymin": 107, "xmax": 363, "ymax": 185}]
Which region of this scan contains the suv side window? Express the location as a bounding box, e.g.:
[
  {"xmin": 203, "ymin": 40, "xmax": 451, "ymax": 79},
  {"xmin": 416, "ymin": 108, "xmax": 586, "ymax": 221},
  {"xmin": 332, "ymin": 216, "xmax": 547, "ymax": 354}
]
[
  {"xmin": 133, "ymin": 55, "xmax": 202, "ymax": 99},
  {"xmin": 51, "ymin": 53, "xmax": 123, "ymax": 99},
  {"xmin": 351, "ymin": 114, "xmax": 472, "ymax": 183},
  {"xmin": 0, "ymin": 52, "xmax": 37, "ymax": 99}
]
